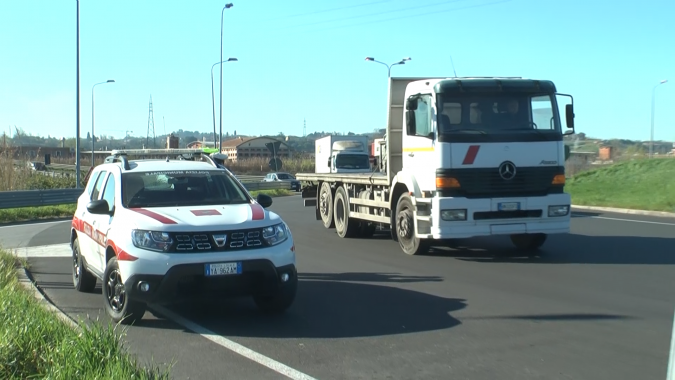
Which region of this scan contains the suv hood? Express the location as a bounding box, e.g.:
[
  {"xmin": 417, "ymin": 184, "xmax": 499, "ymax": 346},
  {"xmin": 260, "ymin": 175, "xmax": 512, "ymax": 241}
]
[{"xmin": 126, "ymin": 203, "xmax": 279, "ymax": 231}]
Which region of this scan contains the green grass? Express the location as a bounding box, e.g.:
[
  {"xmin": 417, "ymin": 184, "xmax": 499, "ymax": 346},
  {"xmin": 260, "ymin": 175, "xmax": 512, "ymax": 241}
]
[
  {"xmin": 0, "ymin": 250, "xmax": 170, "ymax": 379},
  {"xmin": 0, "ymin": 204, "xmax": 76, "ymax": 224},
  {"xmin": 249, "ymin": 189, "xmax": 295, "ymax": 198},
  {"xmin": 566, "ymin": 158, "xmax": 675, "ymax": 212}
]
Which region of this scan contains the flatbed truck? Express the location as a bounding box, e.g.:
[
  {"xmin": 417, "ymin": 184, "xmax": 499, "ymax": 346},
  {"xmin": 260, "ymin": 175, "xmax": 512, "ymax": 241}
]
[{"xmin": 295, "ymin": 77, "xmax": 576, "ymax": 256}]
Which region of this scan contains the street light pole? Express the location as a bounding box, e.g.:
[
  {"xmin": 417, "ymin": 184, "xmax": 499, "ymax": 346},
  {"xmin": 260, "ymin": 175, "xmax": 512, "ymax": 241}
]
[
  {"xmin": 91, "ymin": 80, "xmax": 115, "ymax": 166},
  {"xmin": 75, "ymin": 0, "xmax": 81, "ymax": 188},
  {"xmin": 219, "ymin": 3, "xmax": 233, "ymax": 153},
  {"xmin": 211, "ymin": 58, "xmax": 237, "ymax": 149},
  {"xmin": 649, "ymin": 79, "xmax": 668, "ymax": 159},
  {"xmin": 365, "ymin": 57, "xmax": 411, "ymax": 77}
]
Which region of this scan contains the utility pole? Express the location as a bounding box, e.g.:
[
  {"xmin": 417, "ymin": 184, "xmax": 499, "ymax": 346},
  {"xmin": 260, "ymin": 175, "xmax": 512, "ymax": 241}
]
[{"xmin": 147, "ymin": 95, "xmax": 156, "ymax": 148}]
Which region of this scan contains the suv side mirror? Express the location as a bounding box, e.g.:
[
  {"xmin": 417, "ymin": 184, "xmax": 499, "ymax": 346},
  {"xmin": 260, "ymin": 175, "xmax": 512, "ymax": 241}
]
[
  {"xmin": 87, "ymin": 199, "xmax": 112, "ymax": 215},
  {"xmin": 256, "ymin": 193, "xmax": 273, "ymax": 208}
]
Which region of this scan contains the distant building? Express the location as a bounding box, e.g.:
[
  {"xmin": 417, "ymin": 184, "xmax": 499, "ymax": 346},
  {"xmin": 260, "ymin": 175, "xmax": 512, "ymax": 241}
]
[
  {"xmin": 0, "ymin": 145, "xmax": 73, "ymax": 160},
  {"xmin": 220, "ymin": 136, "xmax": 291, "ymax": 161}
]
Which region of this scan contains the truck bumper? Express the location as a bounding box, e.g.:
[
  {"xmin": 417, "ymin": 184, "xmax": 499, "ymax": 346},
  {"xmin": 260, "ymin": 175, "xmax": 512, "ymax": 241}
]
[{"xmin": 423, "ymin": 193, "xmax": 571, "ymax": 239}]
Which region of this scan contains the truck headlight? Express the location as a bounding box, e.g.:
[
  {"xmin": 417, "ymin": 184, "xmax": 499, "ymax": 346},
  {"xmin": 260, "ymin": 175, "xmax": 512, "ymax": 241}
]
[
  {"xmin": 441, "ymin": 209, "xmax": 467, "ymax": 221},
  {"xmin": 262, "ymin": 223, "xmax": 289, "ymax": 246},
  {"xmin": 548, "ymin": 205, "xmax": 570, "ymax": 217},
  {"xmin": 131, "ymin": 229, "xmax": 173, "ymax": 252}
]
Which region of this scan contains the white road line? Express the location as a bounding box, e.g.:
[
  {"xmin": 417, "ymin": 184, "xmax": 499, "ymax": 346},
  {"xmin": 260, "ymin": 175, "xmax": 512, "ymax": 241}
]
[
  {"xmin": 12, "ymin": 243, "xmax": 72, "ymax": 258},
  {"xmin": 573, "ymin": 215, "xmax": 675, "ymax": 226},
  {"xmin": 151, "ymin": 305, "xmax": 318, "ymax": 380},
  {"xmin": 0, "ymin": 219, "xmax": 71, "ymax": 229},
  {"xmin": 667, "ymin": 307, "xmax": 675, "ymax": 380}
]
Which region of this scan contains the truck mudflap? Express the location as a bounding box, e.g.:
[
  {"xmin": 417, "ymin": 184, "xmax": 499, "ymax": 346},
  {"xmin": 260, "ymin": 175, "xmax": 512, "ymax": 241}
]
[{"xmin": 301, "ymin": 185, "xmax": 317, "ymax": 207}]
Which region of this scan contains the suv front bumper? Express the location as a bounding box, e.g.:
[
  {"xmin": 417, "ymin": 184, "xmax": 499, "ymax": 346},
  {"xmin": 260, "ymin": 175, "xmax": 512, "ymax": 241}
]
[{"xmin": 124, "ymin": 260, "xmax": 297, "ymax": 305}]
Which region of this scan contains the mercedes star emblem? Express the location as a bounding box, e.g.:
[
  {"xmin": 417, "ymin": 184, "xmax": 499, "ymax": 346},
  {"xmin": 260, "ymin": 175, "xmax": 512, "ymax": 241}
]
[{"xmin": 498, "ymin": 161, "xmax": 517, "ymax": 180}]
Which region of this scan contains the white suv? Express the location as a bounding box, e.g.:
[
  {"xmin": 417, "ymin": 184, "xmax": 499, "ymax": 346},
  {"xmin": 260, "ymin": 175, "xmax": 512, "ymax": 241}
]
[{"xmin": 70, "ymin": 152, "xmax": 297, "ymax": 325}]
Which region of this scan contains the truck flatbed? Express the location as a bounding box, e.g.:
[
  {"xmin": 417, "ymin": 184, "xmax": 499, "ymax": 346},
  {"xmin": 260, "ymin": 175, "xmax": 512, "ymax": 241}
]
[{"xmin": 294, "ymin": 172, "xmax": 389, "ymax": 186}]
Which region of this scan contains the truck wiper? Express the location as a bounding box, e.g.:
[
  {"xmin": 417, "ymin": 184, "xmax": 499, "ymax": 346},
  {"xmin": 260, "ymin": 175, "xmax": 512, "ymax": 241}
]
[{"xmin": 447, "ymin": 129, "xmax": 487, "ymax": 134}]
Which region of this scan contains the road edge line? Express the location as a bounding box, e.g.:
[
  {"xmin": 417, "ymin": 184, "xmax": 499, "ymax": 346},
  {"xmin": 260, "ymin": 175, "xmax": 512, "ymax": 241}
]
[
  {"xmin": 666, "ymin": 307, "xmax": 675, "ymax": 380},
  {"xmin": 15, "ymin": 266, "xmax": 80, "ymax": 330},
  {"xmin": 571, "ymin": 205, "xmax": 675, "ymax": 219},
  {"xmin": 150, "ymin": 304, "xmax": 318, "ymax": 380}
]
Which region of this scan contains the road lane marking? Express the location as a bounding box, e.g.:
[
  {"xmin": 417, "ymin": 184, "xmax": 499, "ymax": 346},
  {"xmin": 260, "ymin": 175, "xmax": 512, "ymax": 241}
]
[
  {"xmin": 667, "ymin": 307, "xmax": 675, "ymax": 380},
  {"xmin": 573, "ymin": 214, "xmax": 675, "ymax": 226},
  {"xmin": 151, "ymin": 305, "xmax": 318, "ymax": 380},
  {"xmin": 0, "ymin": 219, "xmax": 71, "ymax": 228},
  {"xmin": 12, "ymin": 243, "xmax": 72, "ymax": 258}
]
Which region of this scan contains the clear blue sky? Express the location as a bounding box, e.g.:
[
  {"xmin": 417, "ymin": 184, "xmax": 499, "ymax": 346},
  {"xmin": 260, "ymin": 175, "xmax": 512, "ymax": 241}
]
[{"xmin": 1, "ymin": 0, "xmax": 673, "ymax": 143}]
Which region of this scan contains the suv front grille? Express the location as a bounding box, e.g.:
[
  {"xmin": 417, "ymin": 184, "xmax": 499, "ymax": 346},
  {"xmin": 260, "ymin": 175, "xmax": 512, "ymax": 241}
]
[{"xmin": 167, "ymin": 227, "xmax": 269, "ymax": 253}]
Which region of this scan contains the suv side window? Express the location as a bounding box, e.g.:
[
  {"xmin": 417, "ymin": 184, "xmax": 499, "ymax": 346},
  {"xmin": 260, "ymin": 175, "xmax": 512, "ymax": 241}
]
[
  {"xmin": 91, "ymin": 171, "xmax": 108, "ymax": 200},
  {"xmin": 86, "ymin": 171, "xmax": 101, "ymax": 197},
  {"xmin": 101, "ymin": 174, "xmax": 116, "ymax": 213}
]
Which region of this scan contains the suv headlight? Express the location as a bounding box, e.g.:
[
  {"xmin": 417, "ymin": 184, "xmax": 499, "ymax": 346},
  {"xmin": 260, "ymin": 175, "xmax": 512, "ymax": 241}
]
[
  {"xmin": 131, "ymin": 229, "xmax": 173, "ymax": 252},
  {"xmin": 262, "ymin": 223, "xmax": 289, "ymax": 246}
]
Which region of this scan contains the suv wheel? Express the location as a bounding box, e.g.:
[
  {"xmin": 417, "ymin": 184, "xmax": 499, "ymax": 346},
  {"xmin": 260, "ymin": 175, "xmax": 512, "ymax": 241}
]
[
  {"xmin": 253, "ymin": 274, "xmax": 298, "ymax": 314},
  {"xmin": 72, "ymin": 238, "xmax": 97, "ymax": 293},
  {"xmin": 102, "ymin": 256, "xmax": 147, "ymax": 325}
]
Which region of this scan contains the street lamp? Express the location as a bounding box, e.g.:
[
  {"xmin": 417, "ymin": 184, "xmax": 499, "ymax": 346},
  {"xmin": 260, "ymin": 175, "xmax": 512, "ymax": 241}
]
[
  {"xmin": 365, "ymin": 57, "xmax": 411, "ymax": 77},
  {"xmin": 211, "ymin": 58, "xmax": 237, "ymax": 149},
  {"xmin": 649, "ymin": 79, "xmax": 668, "ymax": 158},
  {"xmin": 75, "ymin": 0, "xmax": 81, "ymax": 188},
  {"xmin": 219, "ymin": 3, "xmax": 234, "ymax": 153},
  {"xmin": 91, "ymin": 80, "xmax": 115, "ymax": 166}
]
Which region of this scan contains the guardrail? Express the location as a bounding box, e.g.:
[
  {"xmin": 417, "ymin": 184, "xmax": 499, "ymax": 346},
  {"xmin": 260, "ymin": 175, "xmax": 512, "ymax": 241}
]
[{"xmin": 0, "ymin": 181, "xmax": 291, "ymax": 210}]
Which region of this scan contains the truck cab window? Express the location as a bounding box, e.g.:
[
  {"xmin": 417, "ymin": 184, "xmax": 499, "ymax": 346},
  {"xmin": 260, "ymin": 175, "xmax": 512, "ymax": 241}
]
[{"xmin": 411, "ymin": 96, "xmax": 432, "ymax": 137}]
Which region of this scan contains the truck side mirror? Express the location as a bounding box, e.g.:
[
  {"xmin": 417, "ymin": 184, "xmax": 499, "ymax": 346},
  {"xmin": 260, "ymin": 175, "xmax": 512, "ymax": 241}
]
[
  {"xmin": 406, "ymin": 110, "xmax": 417, "ymax": 135},
  {"xmin": 564, "ymin": 104, "xmax": 575, "ymax": 135},
  {"xmin": 327, "ymin": 158, "xmax": 331, "ymax": 168}
]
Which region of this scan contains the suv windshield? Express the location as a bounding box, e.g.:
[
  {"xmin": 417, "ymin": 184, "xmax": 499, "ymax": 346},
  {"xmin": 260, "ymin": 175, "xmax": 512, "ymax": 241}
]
[{"xmin": 122, "ymin": 170, "xmax": 250, "ymax": 208}]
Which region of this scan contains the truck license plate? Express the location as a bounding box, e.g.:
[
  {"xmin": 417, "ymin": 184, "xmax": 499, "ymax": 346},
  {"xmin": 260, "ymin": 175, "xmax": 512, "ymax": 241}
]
[
  {"xmin": 204, "ymin": 262, "xmax": 241, "ymax": 276},
  {"xmin": 498, "ymin": 202, "xmax": 520, "ymax": 211}
]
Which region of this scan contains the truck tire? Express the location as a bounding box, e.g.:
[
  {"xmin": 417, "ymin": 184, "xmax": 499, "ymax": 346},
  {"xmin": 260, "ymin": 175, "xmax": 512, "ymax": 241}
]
[
  {"xmin": 510, "ymin": 233, "xmax": 547, "ymax": 251},
  {"xmin": 334, "ymin": 186, "xmax": 359, "ymax": 238},
  {"xmin": 395, "ymin": 193, "xmax": 430, "ymax": 255},
  {"xmin": 319, "ymin": 182, "xmax": 335, "ymax": 229}
]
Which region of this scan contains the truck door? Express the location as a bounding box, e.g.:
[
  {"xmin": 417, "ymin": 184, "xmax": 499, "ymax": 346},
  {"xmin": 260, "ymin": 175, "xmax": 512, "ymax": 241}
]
[{"xmin": 402, "ymin": 94, "xmax": 436, "ymax": 191}]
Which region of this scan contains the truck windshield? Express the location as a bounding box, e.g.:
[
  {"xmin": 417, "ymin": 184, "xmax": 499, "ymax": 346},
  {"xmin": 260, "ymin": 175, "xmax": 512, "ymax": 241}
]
[
  {"xmin": 436, "ymin": 92, "xmax": 562, "ymax": 143},
  {"xmin": 335, "ymin": 154, "xmax": 371, "ymax": 170},
  {"xmin": 121, "ymin": 170, "xmax": 251, "ymax": 208}
]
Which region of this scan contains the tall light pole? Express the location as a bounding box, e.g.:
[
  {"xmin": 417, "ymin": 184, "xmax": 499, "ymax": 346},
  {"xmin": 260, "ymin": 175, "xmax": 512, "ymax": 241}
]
[
  {"xmin": 219, "ymin": 3, "xmax": 234, "ymax": 153},
  {"xmin": 365, "ymin": 57, "xmax": 411, "ymax": 77},
  {"xmin": 91, "ymin": 80, "xmax": 115, "ymax": 166},
  {"xmin": 75, "ymin": 0, "xmax": 81, "ymax": 188},
  {"xmin": 211, "ymin": 58, "xmax": 237, "ymax": 149},
  {"xmin": 650, "ymin": 79, "xmax": 668, "ymax": 159}
]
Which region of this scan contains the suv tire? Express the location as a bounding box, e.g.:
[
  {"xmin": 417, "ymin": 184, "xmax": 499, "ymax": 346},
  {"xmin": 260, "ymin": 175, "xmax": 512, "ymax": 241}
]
[{"xmin": 102, "ymin": 256, "xmax": 147, "ymax": 325}]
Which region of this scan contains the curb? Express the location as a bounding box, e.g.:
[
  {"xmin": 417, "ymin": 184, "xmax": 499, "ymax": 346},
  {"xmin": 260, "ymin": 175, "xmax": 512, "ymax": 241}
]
[
  {"xmin": 15, "ymin": 265, "xmax": 80, "ymax": 330},
  {"xmin": 571, "ymin": 204, "xmax": 675, "ymax": 219}
]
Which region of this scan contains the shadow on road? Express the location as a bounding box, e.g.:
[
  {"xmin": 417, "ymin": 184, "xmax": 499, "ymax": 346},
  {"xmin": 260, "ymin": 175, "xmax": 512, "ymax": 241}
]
[
  {"xmin": 463, "ymin": 313, "xmax": 635, "ymax": 322},
  {"xmin": 426, "ymin": 234, "xmax": 675, "ymax": 265},
  {"xmin": 299, "ymin": 272, "xmax": 443, "ymax": 283},
  {"xmin": 150, "ymin": 276, "xmax": 465, "ymax": 338}
]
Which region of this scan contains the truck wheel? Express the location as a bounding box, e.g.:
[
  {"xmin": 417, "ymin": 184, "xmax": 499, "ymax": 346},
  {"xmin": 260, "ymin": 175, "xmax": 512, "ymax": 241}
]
[
  {"xmin": 72, "ymin": 237, "xmax": 97, "ymax": 293},
  {"xmin": 395, "ymin": 193, "xmax": 429, "ymax": 255},
  {"xmin": 334, "ymin": 187, "xmax": 359, "ymax": 238},
  {"xmin": 510, "ymin": 233, "xmax": 547, "ymax": 251},
  {"xmin": 102, "ymin": 256, "xmax": 147, "ymax": 325},
  {"xmin": 319, "ymin": 182, "xmax": 335, "ymax": 229}
]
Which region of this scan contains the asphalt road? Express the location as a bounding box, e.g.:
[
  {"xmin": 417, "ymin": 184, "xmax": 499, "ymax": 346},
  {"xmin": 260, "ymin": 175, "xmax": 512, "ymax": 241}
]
[{"xmin": 2, "ymin": 196, "xmax": 675, "ymax": 380}]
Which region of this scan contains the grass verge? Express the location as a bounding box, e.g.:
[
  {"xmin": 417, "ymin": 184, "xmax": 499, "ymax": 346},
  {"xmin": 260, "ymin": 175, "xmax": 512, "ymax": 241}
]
[
  {"xmin": 566, "ymin": 158, "xmax": 675, "ymax": 212},
  {"xmin": 0, "ymin": 250, "xmax": 170, "ymax": 379},
  {"xmin": 0, "ymin": 204, "xmax": 76, "ymax": 224},
  {"xmin": 249, "ymin": 189, "xmax": 296, "ymax": 198}
]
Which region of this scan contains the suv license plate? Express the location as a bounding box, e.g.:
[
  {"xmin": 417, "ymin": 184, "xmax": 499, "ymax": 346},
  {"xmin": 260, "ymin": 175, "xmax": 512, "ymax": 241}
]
[{"xmin": 205, "ymin": 262, "xmax": 241, "ymax": 276}]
